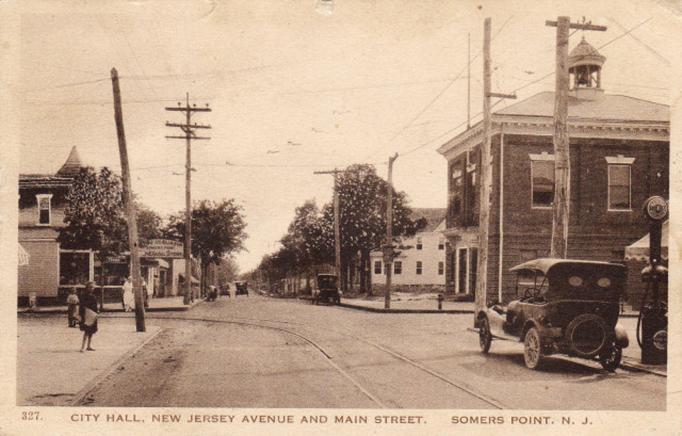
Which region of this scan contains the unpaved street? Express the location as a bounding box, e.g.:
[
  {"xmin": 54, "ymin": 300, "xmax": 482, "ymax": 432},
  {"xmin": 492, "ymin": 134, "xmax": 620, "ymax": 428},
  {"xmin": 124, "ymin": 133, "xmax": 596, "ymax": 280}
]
[{"xmin": 80, "ymin": 295, "xmax": 666, "ymax": 410}]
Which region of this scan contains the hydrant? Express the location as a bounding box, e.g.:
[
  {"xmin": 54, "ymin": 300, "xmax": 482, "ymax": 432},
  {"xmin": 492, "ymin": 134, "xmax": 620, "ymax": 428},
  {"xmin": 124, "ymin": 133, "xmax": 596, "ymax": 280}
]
[{"xmin": 437, "ymin": 293, "xmax": 444, "ymax": 310}]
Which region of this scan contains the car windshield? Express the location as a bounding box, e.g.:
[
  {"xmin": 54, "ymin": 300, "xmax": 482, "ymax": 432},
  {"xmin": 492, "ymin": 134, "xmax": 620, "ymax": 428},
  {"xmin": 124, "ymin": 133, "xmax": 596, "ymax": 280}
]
[
  {"xmin": 516, "ymin": 270, "xmax": 549, "ymax": 296},
  {"xmin": 318, "ymin": 276, "xmax": 337, "ymax": 289}
]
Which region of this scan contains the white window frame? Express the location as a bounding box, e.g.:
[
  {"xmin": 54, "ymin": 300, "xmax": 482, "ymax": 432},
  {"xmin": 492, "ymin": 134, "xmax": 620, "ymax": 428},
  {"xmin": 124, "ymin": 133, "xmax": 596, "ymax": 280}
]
[
  {"xmin": 416, "ymin": 237, "xmax": 423, "ymax": 250},
  {"xmin": 394, "ymin": 261, "xmax": 402, "ymax": 275},
  {"xmin": 438, "ymin": 238, "xmax": 445, "ymax": 250},
  {"xmin": 529, "ymin": 152, "xmax": 555, "ymax": 210},
  {"xmin": 374, "ymin": 260, "xmax": 382, "ymax": 275},
  {"xmin": 36, "ymin": 194, "xmax": 53, "ymax": 226},
  {"xmin": 438, "ymin": 261, "xmax": 444, "ymax": 275},
  {"xmin": 416, "ymin": 261, "xmax": 422, "ymax": 275},
  {"xmin": 606, "ymin": 156, "xmax": 635, "ymax": 212}
]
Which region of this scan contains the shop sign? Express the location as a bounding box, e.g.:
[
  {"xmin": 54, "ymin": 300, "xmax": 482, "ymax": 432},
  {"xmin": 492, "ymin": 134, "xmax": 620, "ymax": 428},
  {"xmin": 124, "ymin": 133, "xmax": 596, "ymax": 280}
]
[{"xmin": 140, "ymin": 239, "xmax": 184, "ymax": 258}]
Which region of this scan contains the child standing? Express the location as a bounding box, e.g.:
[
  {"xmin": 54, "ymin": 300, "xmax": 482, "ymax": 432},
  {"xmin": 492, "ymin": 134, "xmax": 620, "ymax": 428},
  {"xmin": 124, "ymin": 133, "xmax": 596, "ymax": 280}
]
[{"xmin": 66, "ymin": 288, "xmax": 79, "ymax": 328}]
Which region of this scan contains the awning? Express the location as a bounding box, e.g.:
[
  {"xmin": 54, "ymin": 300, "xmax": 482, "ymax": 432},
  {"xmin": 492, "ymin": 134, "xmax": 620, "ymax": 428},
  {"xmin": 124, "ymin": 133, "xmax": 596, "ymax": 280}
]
[
  {"xmin": 624, "ymin": 221, "xmax": 668, "ymax": 261},
  {"xmin": 18, "ymin": 243, "xmax": 30, "ymax": 266}
]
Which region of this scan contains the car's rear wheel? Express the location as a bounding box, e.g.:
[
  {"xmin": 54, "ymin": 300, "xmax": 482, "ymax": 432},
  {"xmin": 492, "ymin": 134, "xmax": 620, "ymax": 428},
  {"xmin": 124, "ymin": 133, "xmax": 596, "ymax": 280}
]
[
  {"xmin": 523, "ymin": 327, "xmax": 543, "ymax": 370},
  {"xmin": 599, "ymin": 345, "xmax": 622, "ymax": 372},
  {"xmin": 479, "ymin": 317, "xmax": 492, "ymax": 353}
]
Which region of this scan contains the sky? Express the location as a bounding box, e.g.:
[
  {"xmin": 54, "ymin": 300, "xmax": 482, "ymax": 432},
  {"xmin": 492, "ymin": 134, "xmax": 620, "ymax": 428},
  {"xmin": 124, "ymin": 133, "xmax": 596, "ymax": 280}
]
[{"xmin": 17, "ymin": 0, "xmax": 681, "ymax": 272}]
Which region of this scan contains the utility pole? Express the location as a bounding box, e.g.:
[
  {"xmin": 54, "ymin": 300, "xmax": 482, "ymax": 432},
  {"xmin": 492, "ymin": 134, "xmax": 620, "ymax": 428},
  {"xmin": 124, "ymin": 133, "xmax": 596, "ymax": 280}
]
[
  {"xmin": 111, "ymin": 68, "xmax": 145, "ymax": 332},
  {"xmin": 165, "ymin": 94, "xmax": 211, "ymax": 304},
  {"xmin": 314, "ymin": 169, "xmax": 343, "ymax": 286},
  {"xmin": 476, "ymin": 18, "xmax": 515, "ymax": 312},
  {"xmin": 546, "ymin": 17, "xmax": 606, "ymax": 258},
  {"xmin": 467, "ymin": 32, "xmax": 471, "ymax": 128},
  {"xmin": 383, "ymin": 153, "xmax": 398, "ymax": 309}
]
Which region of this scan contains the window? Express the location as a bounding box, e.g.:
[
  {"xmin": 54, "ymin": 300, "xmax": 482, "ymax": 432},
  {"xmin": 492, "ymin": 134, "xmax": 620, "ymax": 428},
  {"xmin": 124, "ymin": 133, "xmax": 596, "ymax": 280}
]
[
  {"xmin": 531, "ymin": 158, "xmax": 554, "ymax": 208},
  {"xmin": 416, "ymin": 261, "xmax": 422, "ymax": 275},
  {"xmin": 438, "ymin": 238, "xmax": 445, "ymax": 250},
  {"xmin": 374, "ymin": 260, "xmax": 382, "ymax": 275},
  {"xmin": 416, "ymin": 237, "xmax": 423, "ymax": 250},
  {"xmin": 450, "ymin": 159, "xmax": 464, "ymax": 218},
  {"xmin": 438, "ymin": 261, "xmax": 444, "ymax": 275},
  {"xmin": 394, "ymin": 261, "xmax": 402, "ymax": 275},
  {"xmin": 457, "ymin": 249, "xmax": 468, "ymax": 293},
  {"xmin": 36, "ymin": 194, "xmax": 53, "ymax": 225},
  {"xmin": 608, "ymin": 164, "xmax": 632, "ymax": 210},
  {"xmin": 466, "ymin": 150, "xmax": 479, "ymax": 224},
  {"xmin": 469, "ymin": 248, "xmax": 478, "ymax": 294}
]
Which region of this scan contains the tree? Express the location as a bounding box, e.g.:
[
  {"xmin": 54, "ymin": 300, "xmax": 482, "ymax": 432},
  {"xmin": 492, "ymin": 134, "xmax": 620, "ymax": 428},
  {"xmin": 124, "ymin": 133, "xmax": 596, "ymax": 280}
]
[
  {"xmin": 334, "ymin": 164, "xmax": 425, "ymax": 293},
  {"xmin": 59, "ymin": 167, "xmax": 127, "ymax": 307},
  {"xmin": 164, "ymin": 199, "xmax": 248, "ymax": 295},
  {"xmin": 136, "ymin": 202, "xmax": 162, "ymax": 243}
]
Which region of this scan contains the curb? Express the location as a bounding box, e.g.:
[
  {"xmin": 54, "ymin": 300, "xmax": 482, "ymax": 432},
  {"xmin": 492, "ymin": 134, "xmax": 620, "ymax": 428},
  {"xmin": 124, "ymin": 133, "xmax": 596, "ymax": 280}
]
[
  {"xmin": 18, "ymin": 300, "xmax": 202, "ymax": 316},
  {"xmin": 337, "ymin": 302, "xmax": 474, "ymax": 314},
  {"xmin": 69, "ymin": 326, "xmax": 164, "ymax": 406},
  {"xmin": 619, "ymin": 359, "xmax": 667, "ymax": 377}
]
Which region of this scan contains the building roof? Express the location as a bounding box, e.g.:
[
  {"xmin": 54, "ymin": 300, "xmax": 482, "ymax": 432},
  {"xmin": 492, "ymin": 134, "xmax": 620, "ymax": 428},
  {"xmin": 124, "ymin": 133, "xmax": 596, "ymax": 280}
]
[
  {"xmin": 411, "ymin": 208, "xmax": 446, "ymax": 233},
  {"xmin": 56, "ymin": 146, "xmax": 83, "ymax": 177},
  {"xmin": 568, "ymin": 37, "xmax": 605, "ymax": 68},
  {"xmin": 19, "ymin": 174, "xmax": 74, "ymax": 189},
  {"xmin": 494, "ymin": 91, "xmax": 668, "ymax": 123}
]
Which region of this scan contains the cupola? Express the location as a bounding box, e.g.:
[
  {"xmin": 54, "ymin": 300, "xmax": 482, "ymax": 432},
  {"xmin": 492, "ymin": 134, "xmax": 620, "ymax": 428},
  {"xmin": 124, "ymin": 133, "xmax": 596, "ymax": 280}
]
[{"xmin": 568, "ymin": 37, "xmax": 605, "ymax": 100}]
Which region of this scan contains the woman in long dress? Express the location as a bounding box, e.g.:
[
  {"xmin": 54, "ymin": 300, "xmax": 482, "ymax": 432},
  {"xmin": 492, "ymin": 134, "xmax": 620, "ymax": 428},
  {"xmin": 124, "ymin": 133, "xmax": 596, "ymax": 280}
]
[
  {"xmin": 122, "ymin": 277, "xmax": 134, "ymax": 312},
  {"xmin": 79, "ymin": 282, "xmax": 99, "ymax": 352}
]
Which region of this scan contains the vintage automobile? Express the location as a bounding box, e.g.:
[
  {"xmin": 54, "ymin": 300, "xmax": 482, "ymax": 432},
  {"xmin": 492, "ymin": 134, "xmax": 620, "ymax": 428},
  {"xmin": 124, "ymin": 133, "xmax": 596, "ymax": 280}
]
[
  {"xmin": 476, "ymin": 259, "xmax": 629, "ymax": 371},
  {"xmin": 234, "ymin": 281, "xmax": 249, "ymax": 297},
  {"xmin": 311, "ymin": 274, "xmax": 341, "ymax": 305}
]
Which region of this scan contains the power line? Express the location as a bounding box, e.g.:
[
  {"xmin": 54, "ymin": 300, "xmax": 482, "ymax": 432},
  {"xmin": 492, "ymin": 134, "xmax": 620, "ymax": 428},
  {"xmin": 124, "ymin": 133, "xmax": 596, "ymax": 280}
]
[{"xmin": 362, "ymin": 15, "xmax": 513, "ymax": 162}]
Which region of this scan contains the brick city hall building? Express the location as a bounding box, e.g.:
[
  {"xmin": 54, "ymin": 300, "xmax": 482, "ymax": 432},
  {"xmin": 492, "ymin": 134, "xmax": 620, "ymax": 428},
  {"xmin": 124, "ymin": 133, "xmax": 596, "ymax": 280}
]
[{"xmin": 437, "ymin": 38, "xmax": 669, "ymax": 304}]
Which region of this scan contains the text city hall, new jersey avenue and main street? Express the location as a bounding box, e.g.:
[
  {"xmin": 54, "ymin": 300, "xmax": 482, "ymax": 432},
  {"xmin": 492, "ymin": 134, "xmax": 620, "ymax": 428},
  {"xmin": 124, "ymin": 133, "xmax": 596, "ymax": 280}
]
[{"xmin": 70, "ymin": 412, "xmax": 574, "ymax": 426}]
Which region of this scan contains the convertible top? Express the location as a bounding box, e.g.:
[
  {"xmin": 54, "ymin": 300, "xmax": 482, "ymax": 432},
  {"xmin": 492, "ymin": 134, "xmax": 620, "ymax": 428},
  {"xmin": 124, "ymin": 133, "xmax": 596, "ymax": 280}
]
[{"xmin": 509, "ymin": 258, "xmax": 622, "ymax": 274}]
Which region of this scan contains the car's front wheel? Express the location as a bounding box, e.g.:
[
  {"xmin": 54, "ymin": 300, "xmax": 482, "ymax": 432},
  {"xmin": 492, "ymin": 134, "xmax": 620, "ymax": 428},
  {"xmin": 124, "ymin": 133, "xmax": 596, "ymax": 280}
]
[
  {"xmin": 479, "ymin": 316, "xmax": 492, "ymax": 353},
  {"xmin": 523, "ymin": 327, "xmax": 543, "ymax": 370},
  {"xmin": 599, "ymin": 345, "xmax": 622, "ymax": 372}
]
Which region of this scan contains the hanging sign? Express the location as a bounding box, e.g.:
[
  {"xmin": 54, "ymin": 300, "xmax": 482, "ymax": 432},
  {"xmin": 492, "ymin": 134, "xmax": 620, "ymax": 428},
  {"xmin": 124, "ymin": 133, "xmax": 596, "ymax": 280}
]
[{"xmin": 140, "ymin": 239, "xmax": 184, "ymax": 258}]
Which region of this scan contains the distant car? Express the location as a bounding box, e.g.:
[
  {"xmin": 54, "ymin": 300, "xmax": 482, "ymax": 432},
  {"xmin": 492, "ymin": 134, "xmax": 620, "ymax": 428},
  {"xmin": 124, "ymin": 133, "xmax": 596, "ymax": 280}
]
[
  {"xmin": 476, "ymin": 258, "xmax": 629, "ymax": 371},
  {"xmin": 312, "ymin": 274, "xmax": 341, "ymax": 305},
  {"xmin": 220, "ymin": 284, "xmax": 230, "ymax": 297},
  {"xmin": 235, "ymin": 281, "xmax": 249, "ymax": 297}
]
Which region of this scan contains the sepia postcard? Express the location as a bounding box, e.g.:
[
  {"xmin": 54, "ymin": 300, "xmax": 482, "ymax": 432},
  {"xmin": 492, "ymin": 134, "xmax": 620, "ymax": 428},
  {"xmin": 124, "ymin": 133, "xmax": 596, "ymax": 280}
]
[{"xmin": 1, "ymin": 0, "xmax": 681, "ymax": 435}]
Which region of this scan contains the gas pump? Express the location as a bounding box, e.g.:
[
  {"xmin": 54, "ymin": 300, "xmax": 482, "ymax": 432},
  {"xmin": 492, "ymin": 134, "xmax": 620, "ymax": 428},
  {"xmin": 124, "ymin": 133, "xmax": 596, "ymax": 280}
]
[{"xmin": 636, "ymin": 196, "xmax": 668, "ymax": 365}]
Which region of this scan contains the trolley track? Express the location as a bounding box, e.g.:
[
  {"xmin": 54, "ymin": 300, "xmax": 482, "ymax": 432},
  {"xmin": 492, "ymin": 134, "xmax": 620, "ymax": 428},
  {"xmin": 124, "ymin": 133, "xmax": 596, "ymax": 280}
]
[{"xmin": 104, "ymin": 313, "xmax": 506, "ymax": 409}]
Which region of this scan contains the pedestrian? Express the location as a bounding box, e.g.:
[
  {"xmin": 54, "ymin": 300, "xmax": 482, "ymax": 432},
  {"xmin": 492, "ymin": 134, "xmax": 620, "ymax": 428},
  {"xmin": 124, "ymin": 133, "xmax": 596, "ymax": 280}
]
[
  {"xmin": 79, "ymin": 281, "xmax": 99, "ymax": 352},
  {"xmin": 66, "ymin": 288, "xmax": 80, "ymax": 328},
  {"xmin": 143, "ymin": 278, "xmax": 149, "ymax": 308},
  {"xmin": 122, "ymin": 276, "xmax": 134, "ymax": 312}
]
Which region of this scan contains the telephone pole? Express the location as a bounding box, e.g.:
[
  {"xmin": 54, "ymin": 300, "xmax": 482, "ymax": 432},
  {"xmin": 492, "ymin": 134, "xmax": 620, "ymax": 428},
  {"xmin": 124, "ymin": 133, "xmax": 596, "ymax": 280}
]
[
  {"xmin": 546, "ymin": 17, "xmax": 606, "ymax": 258},
  {"xmin": 110, "ymin": 68, "xmax": 145, "ymax": 332},
  {"xmin": 476, "ymin": 18, "xmax": 515, "ymax": 312},
  {"xmin": 383, "ymin": 153, "xmax": 398, "ymax": 309},
  {"xmin": 314, "ymin": 169, "xmax": 343, "ymax": 286},
  {"xmin": 165, "ymin": 94, "xmax": 211, "ymax": 304}
]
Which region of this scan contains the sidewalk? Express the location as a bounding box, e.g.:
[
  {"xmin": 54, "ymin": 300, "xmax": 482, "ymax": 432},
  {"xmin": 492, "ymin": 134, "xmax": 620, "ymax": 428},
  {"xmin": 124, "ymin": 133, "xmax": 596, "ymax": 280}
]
[
  {"xmin": 18, "ymin": 295, "xmax": 201, "ymax": 314},
  {"xmin": 17, "ymin": 316, "xmax": 161, "ymax": 406},
  {"xmin": 339, "ymin": 294, "xmax": 474, "ymax": 313},
  {"xmin": 340, "ymin": 293, "xmax": 642, "ymax": 317}
]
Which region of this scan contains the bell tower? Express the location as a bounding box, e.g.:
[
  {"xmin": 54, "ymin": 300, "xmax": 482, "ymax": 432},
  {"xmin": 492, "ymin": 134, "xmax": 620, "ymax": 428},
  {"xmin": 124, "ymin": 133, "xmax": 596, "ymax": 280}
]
[{"xmin": 568, "ymin": 37, "xmax": 605, "ymax": 100}]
